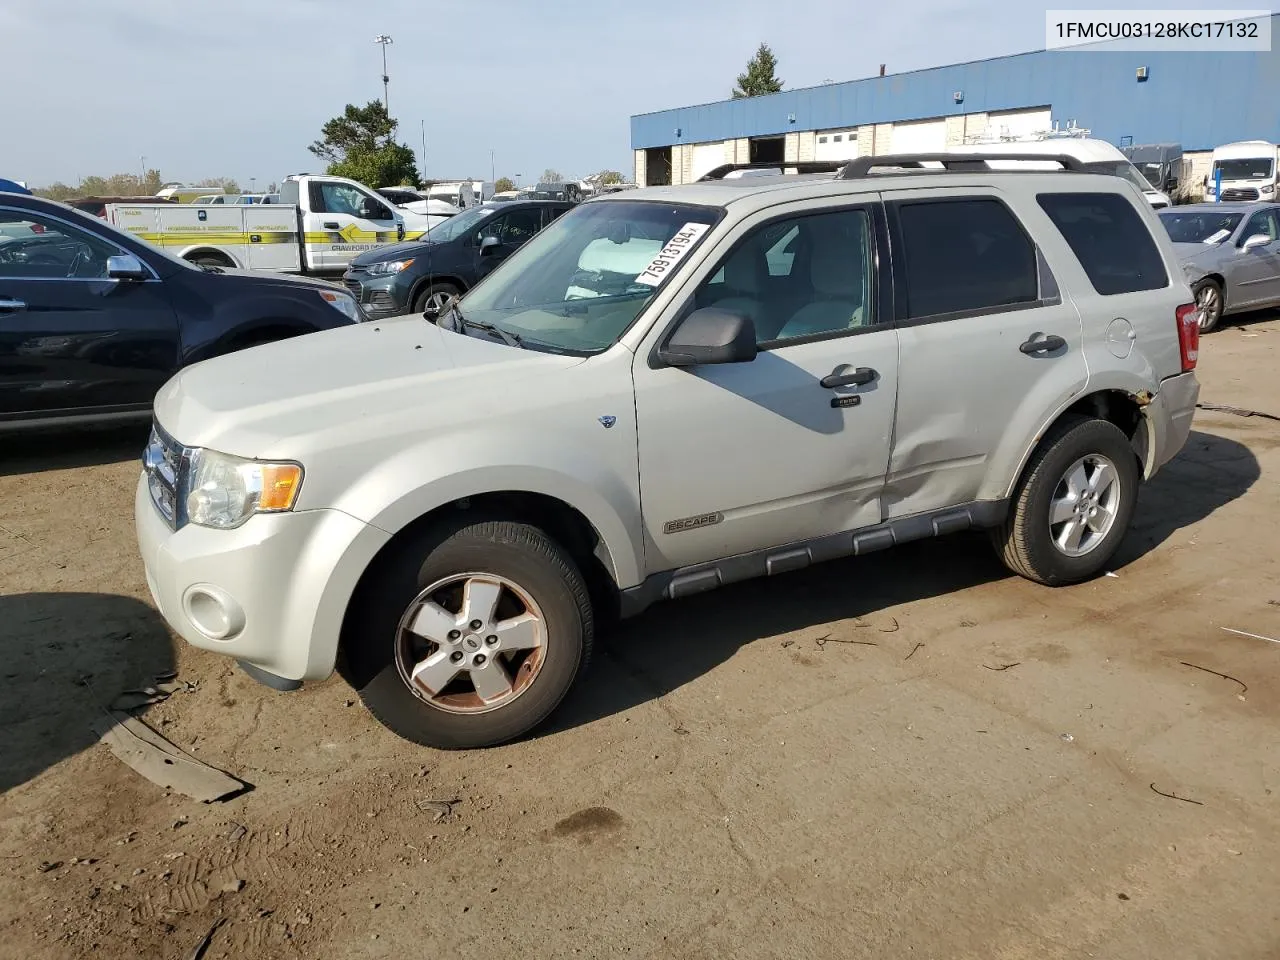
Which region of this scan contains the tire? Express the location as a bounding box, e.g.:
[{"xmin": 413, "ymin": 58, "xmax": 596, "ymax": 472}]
[
  {"xmin": 992, "ymin": 417, "xmax": 1140, "ymax": 586},
  {"xmin": 342, "ymin": 518, "xmax": 593, "ymax": 749},
  {"xmin": 1192, "ymin": 278, "xmax": 1223, "ymax": 333},
  {"xmin": 412, "ymin": 282, "xmax": 461, "ymax": 316}
]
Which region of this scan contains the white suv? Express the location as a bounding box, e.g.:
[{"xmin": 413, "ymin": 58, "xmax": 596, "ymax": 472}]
[{"xmin": 136, "ymin": 154, "xmax": 1202, "ymax": 748}]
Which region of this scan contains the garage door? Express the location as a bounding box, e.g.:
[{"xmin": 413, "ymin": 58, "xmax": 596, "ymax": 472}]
[
  {"xmin": 691, "ymin": 142, "xmax": 730, "ymax": 181},
  {"xmin": 890, "ymin": 118, "xmax": 946, "ymax": 153},
  {"xmin": 984, "ymin": 108, "xmax": 1052, "ymax": 141},
  {"xmin": 815, "ymin": 130, "xmax": 859, "ymax": 161}
]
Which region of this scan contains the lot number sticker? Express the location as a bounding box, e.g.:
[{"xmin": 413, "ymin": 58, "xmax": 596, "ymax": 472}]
[{"xmin": 634, "ymin": 222, "xmax": 711, "ymax": 286}]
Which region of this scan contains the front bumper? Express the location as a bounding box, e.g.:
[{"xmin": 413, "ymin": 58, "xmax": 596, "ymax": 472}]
[
  {"xmin": 135, "ymin": 473, "xmax": 390, "ymax": 682},
  {"xmin": 341, "ymin": 271, "xmax": 412, "ymax": 320}
]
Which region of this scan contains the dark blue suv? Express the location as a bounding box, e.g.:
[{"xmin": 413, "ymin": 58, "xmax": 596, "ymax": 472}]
[
  {"xmin": 0, "ymin": 192, "xmax": 363, "ymax": 431},
  {"xmin": 342, "ymin": 199, "xmax": 572, "ymax": 319}
]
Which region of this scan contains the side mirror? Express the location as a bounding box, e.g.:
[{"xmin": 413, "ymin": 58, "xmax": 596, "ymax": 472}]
[
  {"xmin": 658, "ymin": 307, "xmax": 757, "ymax": 367},
  {"xmin": 106, "ymin": 254, "xmax": 148, "ymax": 281},
  {"xmin": 1242, "ymin": 233, "xmax": 1271, "ymax": 252},
  {"xmin": 478, "ymin": 235, "xmax": 501, "ymax": 256}
]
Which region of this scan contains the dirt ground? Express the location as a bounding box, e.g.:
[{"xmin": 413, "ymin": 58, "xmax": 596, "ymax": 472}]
[{"xmin": 2, "ymin": 312, "xmax": 1279, "ymax": 960}]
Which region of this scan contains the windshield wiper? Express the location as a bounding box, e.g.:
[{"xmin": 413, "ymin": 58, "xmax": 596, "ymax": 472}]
[{"xmin": 450, "ymin": 303, "xmax": 522, "ymax": 348}]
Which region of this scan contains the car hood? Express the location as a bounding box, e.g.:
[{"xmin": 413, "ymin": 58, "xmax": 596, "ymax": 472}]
[
  {"xmin": 349, "ymin": 240, "xmax": 434, "ymax": 266},
  {"xmin": 1171, "ymin": 241, "xmax": 1224, "ymax": 266},
  {"xmin": 153, "ymin": 316, "xmax": 584, "ymax": 459},
  {"xmin": 212, "ymin": 267, "xmax": 345, "ymax": 291}
]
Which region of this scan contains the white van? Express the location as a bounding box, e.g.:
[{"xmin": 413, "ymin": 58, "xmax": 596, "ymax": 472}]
[
  {"xmin": 1206, "ymin": 141, "xmax": 1279, "ymax": 203},
  {"xmin": 945, "ymin": 138, "xmax": 1171, "ymax": 208}
]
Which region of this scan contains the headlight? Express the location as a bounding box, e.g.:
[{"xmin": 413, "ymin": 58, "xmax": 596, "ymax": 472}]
[
  {"xmin": 317, "ymin": 289, "xmax": 362, "ymax": 323},
  {"xmin": 1262, "ymin": 184, "xmax": 1275, "ymax": 195},
  {"xmin": 364, "ymin": 258, "xmax": 415, "ymax": 276},
  {"xmin": 185, "ymin": 448, "xmax": 303, "ymax": 529}
]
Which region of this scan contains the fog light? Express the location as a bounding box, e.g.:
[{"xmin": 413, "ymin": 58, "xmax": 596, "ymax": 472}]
[{"xmin": 182, "ymin": 584, "xmax": 246, "ymax": 641}]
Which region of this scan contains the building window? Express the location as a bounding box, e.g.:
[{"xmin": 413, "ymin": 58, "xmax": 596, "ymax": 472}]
[
  {"xmin": 818, "ymin": 136, "xmax": 828, "ymax": 143},
  {"xmin": 832, "ymin": 134, "xmax": 843, "ymax": 142}
]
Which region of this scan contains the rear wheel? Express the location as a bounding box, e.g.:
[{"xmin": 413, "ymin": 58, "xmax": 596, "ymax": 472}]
[
  {"xmin": 343, "ymin": 518, "xmax": 592, "ymax": 749},
  {"xmin": 188, "ymin": 252, "xmax": 235, "ymax": 270},
  {"xmin": 413, "ymin": 282, "xmax": 461, "ymax": 317},
  {"xmin": 1192, "ymin": 278, "xmax": 1223, "ymax": 332},
  {"xmin": 992, "ymin": 417, "xmax": 1140, "ymax": 586}
]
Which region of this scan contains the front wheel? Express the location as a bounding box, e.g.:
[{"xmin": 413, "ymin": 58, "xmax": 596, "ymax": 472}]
[
  {"xmin": 413, "ymin": 282, "xmax": 461, "ymax": 317},
  {"xmin": 342, "ymin": 519, "xmax": 593, "ymax": 749},
  {"xmin": 992, "ymin": 417, "xmax": 1140, "ymax": 586},
  {"xmin": 1192, "ymin": 278, "xmax": 1223, "ymax": 333}
]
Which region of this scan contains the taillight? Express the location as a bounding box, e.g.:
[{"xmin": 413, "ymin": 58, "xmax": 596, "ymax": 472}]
[{"xmin": 1176, "ymin": 302, "xmax": 1200, "ymax": 372}]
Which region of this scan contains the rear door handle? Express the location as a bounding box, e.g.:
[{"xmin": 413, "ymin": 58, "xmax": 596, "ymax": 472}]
[
  {"xmin": 323, "ymin": 221, "xmax": 341, "ymax": 230},
  {"xmin": 820, "ymin": 366, "xmax": 877, "ymax": 388},
  {"xmin": 0, "ymin": 298, "xmax": 26, "ymax": 312},
  {"xmin": 1019, "ymin": 333, "xmax": 1066, "ymax": 355}
]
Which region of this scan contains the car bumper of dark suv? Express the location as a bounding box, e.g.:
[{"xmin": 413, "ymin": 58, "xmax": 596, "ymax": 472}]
[{"xmin": 341, "ymin": 269, "xmax": 414, "ymax": 320}]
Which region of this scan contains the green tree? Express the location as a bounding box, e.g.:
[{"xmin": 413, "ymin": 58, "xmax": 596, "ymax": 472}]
[
  {"xmin": 732, "ymin": 43, "xmax": 783, "ymax": 99},
  {"xmin": 596, "ymin": 169, "xmax": 623, "ymax": 185},
  {"xmin": 193, "ymin": 176, "xmax": 240, "ymax": 194},
  {"xmin": 540, "ymin": 168, "xmax": 564, "ymax": 184},
  {"xmin": 34, "ymin": 169, "xmax": 165, "ymax": 200},
  {"xmin": 308, "ymin": 101, "xmax": 419, "ymax": 188},
  {"xmin": 494, "ymin": 176, "xmax": 516, "ymax": 193}
]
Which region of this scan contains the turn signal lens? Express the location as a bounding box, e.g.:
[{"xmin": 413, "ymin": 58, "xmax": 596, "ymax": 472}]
[{"xmin": 258, "ymin": 464, "xmax": 303, "ymax": 511}]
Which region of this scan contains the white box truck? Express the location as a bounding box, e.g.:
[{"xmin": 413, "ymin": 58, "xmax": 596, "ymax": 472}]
[{"xmin": 108, "ymin": 174, "xmax": 450, "ymax": 275}]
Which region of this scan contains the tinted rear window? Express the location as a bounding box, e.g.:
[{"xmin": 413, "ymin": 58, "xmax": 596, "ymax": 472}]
[
  {"xmin": 1037, "ymin": 192, "xmax": 1168, "ymax": 295},
  {"xmin": 896, "ymin": 198, "xmax": 1039, "ymax": 320}
]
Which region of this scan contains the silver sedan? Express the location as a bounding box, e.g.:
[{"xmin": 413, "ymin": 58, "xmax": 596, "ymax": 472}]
[{"xmin": 1158, "ymin": 202, "xmax": 1280, "ymax": 331}]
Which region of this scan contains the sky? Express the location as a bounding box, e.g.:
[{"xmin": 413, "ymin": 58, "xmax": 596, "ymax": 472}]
[{"xmin": 2, "ymin": 0, "xmax": 1268, "ymax": 189}]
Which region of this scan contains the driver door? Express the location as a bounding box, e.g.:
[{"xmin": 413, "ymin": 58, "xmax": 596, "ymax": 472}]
[
  {"xmin": 1231, "ymin": 208, "xmax": 1280, "ymax": 308},
  {"xmin": 0, "ymin": 205, "xmax": 179, "ymax": 420},
  {"xmin": 308, "ymin": 181, "xmax": 401, "ymax": 271},
  {"xmin": 632, "ymin": 202, "xmax": 899, "ymax": 571},
  {"xmin": 475, "ymin": 206, "xmax": 544, "ymax": 281}
]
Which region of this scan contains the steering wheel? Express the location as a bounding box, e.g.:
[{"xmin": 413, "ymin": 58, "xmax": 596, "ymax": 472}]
[{"xmin": 67, "ymin": 245, "xmax": 105, "ymax": 279}]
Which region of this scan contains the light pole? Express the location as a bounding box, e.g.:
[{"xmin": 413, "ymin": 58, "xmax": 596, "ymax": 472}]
[
  {"xmin": 139, "ymin": 156, "xmax": 146, "ymax": 183},
  {"xmin": 374, "ymin": 35, "xmax": 393, "ymax": 111},
  {"xmin": 490, "ymin": 150, "xmax": 496, "ymax": 182}
]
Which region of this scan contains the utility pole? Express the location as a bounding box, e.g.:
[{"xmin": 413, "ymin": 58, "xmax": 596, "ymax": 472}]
[
  {"xmin": 139, "ymin": 156, "xmax": 146, "ymax": 183},
  {"xmin": 420, "ymin": 120, "xmax": 427, "ymax": 181},
  {"xmin": 490, "ymin": 149, "xmax": 495, "ymax": 182},
  {"xmin": 374, "ymin": 35, "xmax": 393, "ymax": 112}
]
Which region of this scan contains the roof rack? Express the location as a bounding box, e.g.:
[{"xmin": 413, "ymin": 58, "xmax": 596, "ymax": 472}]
[
  {"xmin": 698, "ymin": 161, "xmax": 849, "ymax": 181},
  {"xmin": 838, "ymin": 153, "xmax": 1086, "ymax": 178}
]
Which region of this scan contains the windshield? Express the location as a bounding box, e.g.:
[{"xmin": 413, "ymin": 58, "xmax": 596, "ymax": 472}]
[
  {"xmin": 1213, "ymin": 158, "xmax": 1274, "ymax": 181},
  {"xmin": 422, "ymin": 204, "xmax": 496, "ymax": 241},
  {"xmin": 1082, "ymin": 160, "xmax": 1157, "ymax": 194},
  {"xmin": 1138, "ymin": 162, "xmax": 1163, "ymax": 187},
  {"xmin": 457, "ymin": 199, "xmax": 722, "ymax": 354},
  {"xmin": 1158, "ymin": 210, "xmax": 1243, "ymax": 244}
]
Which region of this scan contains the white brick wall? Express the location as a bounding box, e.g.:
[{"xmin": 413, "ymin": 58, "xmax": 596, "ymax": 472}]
[
  {"xmin": 784, "ymin": 132, "xmax": 800, "ymax": 162},
  {"xmin": 634, "ymin": 151, "xmax": 646, "ymax": 186}
]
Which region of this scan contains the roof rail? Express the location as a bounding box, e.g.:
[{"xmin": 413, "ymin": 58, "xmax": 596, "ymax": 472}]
[
  {"xmin": 838, "ymin": 153, "xmax": 1086, "ymax": 178},
  {"xmin": 698, "ymin": 161, "xmax": 849, "ymax": 181}
]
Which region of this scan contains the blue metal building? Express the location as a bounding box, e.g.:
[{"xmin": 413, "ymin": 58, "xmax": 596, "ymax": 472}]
[{"xmin": 630, "ymin": 14, "xmax": 1279, "ymax": 185}]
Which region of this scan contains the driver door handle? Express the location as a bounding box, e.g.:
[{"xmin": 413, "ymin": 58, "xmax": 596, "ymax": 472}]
[
  {"xmin": 0, "ymin": 298, "xmax": 26, "ymax": 312},
  {"xmin": 323, "ymin": 221, "xmax": 341, "ymax": 230},
  {"xmin": 820, "ymin": 366, "xmax": 877, "ymax": 389},
  {"xmin": 1019, "ymin": 333, "xmax": 1066, "ymax": 355}
]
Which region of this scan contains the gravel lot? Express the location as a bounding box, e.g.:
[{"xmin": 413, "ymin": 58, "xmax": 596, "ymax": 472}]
[{"xmin": 2, "ymin": 313, "xmax": 1279, "ymax": 960}]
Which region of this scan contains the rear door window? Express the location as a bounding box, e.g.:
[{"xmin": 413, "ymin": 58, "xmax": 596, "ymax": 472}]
[
  {"xmin": 1037, "ymin": 192, "xmax": 1169, "ymax": 295},
  {"xmin": 894, "ymin": 198, "xmax": 1039, "ymax": 320}
]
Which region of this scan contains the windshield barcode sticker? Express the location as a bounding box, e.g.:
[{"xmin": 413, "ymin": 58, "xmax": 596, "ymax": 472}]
[{"xmin": 634, "ymin": 222, "xmax": 711, "ymax": 286}]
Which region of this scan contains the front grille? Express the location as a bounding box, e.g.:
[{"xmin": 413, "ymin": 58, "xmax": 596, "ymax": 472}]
[
  {"xmin": 343, "ymin": 279, "xmax": 365, "ymax": 301},
  {"xmin": 143, "ymin": 423, "xmax": 189, "ymax": 530},
  {"xmin": 1221, "ymin": 188, "xmax": 1260, "ymax": 201}
]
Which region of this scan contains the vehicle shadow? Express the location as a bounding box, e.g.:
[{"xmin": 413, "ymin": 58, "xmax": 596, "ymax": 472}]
[
  {"xmin": 0, "ymin": 592, "xmax": 174, "ymax": 793},
  {"xmin": 1113, "ymin": 428, "xmax": 1260, "ymax": 565},
  {"xmin": 0, "ymin": 424, "xmax": 147, "ymax": 478},
  {"xmin": 548, "ymin": 427, "xmax": 1258, "ymax": 736}
]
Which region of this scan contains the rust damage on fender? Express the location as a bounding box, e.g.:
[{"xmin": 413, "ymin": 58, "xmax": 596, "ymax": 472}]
[{"xmin": 1131, "ymin": 390, "xmax": 1154, "ymax": 407}]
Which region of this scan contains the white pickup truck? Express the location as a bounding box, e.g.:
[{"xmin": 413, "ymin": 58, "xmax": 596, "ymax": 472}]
[{"xmin": 107, "ymin": 174, "xmax": 451, "ymax": 275}]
